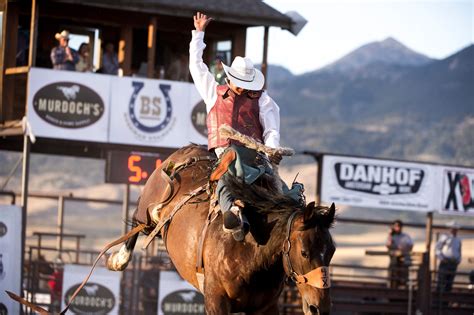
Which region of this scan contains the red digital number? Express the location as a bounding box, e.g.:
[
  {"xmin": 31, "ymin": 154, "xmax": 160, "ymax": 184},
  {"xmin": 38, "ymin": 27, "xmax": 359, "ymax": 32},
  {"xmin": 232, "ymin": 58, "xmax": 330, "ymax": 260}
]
[{"xmin": 128, "ymin": 155, "xmax": 142, "ymax": 183}]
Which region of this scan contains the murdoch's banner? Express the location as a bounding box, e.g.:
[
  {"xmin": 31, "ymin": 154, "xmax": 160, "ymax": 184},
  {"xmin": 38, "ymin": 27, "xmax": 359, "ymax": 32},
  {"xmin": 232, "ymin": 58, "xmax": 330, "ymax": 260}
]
[
  {"xmin": 441, "ymin": 166, "xmax": 474, "ymax": 216},
  {"xmin": 27, "ymin": 68, "xmax": 207, "ymax": 147},
  {"xmin": 0, "ymin": 206, "xmax": 22, "ymax": 315},
  {"xmin": 61, "ymin": 264, "xmax": 120, "ymax": 315},
  {"xmin": 27, "ymin": 68, "xmax": 110, "ymax": 142},
  {"xmin": 320, "ymin": 155, "xmax": 440, "ymax": 212},
  {"xmin": 158, "ymin": 271, "xmax": 204, "ymax": 315}
]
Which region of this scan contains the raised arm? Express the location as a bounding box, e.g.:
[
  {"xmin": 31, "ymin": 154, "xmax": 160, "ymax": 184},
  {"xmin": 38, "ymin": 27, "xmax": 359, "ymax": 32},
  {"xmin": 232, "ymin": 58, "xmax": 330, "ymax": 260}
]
[{"xmin": 189, "ymin": 12, "xmax": 218, "ymax": 112}]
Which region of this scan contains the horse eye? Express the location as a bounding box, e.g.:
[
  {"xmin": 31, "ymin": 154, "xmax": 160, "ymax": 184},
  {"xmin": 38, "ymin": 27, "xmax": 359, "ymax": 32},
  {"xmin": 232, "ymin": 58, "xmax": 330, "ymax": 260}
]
[{"xmin": 301, "ymin": 250, "xmax": 309, "ymax": 259}]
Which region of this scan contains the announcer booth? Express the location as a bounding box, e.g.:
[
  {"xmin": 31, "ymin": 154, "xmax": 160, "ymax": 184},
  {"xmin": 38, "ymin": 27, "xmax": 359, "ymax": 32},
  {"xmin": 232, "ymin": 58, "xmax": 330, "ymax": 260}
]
[{"xmin": 0, "ymin": 0, "xmax": 307, "ymax": 313}]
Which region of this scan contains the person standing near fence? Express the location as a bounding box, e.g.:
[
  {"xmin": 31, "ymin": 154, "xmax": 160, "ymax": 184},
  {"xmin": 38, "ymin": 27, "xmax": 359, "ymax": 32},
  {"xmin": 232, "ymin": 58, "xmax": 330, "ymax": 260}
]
[
  {"xmin": 436, "ymin": 221, "xmax": 462, "ymax": 293},
  {"xmin": 386, "ymin": 219, "xmax": 413, "ymax": 288}
]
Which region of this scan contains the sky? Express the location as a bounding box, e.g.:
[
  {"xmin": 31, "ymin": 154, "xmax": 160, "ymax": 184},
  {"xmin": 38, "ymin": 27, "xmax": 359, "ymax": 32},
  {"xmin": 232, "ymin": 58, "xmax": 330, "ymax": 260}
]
[{"xmin": 246, "ymin": 0, "xmax": 474, "ymax": 74}]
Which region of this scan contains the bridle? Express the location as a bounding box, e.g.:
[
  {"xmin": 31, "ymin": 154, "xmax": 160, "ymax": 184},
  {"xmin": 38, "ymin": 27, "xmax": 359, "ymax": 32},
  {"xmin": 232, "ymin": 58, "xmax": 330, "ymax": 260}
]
[{"xmin": 282, "ymin": 211, "xmax": 331, "ymax": 289}]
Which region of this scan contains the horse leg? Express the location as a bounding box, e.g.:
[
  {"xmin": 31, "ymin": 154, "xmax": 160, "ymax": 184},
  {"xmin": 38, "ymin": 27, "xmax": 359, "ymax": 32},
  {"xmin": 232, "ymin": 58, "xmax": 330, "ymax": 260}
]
[
  {"xmin": 203, "ymin": 280, "xmax": 231, "ymax": 315},
  {"xmin": 107, "ymin": 231, "xmax": 139, "ymax": 271},
  {"xmin": 204, "ymin": 295, "xmax": 230, "ymax": 315}
]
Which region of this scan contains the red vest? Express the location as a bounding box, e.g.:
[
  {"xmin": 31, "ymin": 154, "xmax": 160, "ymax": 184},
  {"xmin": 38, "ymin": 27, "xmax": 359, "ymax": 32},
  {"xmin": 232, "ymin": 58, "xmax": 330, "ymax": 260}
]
[{"xmin": 207, "ymin": 85, "xmax": 263, "ymax": 150}]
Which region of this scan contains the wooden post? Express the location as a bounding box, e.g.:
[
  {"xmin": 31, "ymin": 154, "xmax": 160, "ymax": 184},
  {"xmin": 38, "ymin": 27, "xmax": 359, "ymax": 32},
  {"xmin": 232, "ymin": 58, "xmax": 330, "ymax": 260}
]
[
  {"xmin": 147, "ymin": 16, "xmax": 157, "ymax": 78},
  {"xmin": 261, "ymin": 26, "xmax": 269, "ymax": 88},
  {"xmin": 122, "ymin": 184, "xmax": 130, "ymax": 235},
  {"xmin": 1, "ymin": 1, "xmax": 18, "ymax": 121},
  {"xmin": 20, "ymin": 133, "xmax": 31, "ymax": 299},
  {"xmin": 28, "ymin": 0, "xmax": 38, "ymax": 67},
  {"xmin": 425, "ymin": 212, "xmax": 433, "ymax": 251},
  {"xmin": 419, "ymin": 211, "xmax": 433, "ymax": 314},
  {"xmin": 315, "ymin": 154, "xmax": 323, "ymax": 204},
  {"xmin": 232, "ymin": 28, "xmax": 246, "ymax": 60},
  {"xmin": 0, "ymin": 0, "xmax": 8, "ymax": 120},
  {"xmin": 3, "ymin": 1, "xmax": 18, "ymax": 68},
  {"xmin": 119, "ymin": 26, "xmax": 132, "ymax": 76},
  {"xmin": 57, "ymin": 195, "xmax": 65, "ymax": 253}
]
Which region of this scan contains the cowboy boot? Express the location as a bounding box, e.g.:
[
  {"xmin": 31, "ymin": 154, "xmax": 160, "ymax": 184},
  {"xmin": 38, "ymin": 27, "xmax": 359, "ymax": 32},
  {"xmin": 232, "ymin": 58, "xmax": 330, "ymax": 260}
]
[{"xmin": 223, "ymin": 201, "xmax": 248, "ymax": 242}]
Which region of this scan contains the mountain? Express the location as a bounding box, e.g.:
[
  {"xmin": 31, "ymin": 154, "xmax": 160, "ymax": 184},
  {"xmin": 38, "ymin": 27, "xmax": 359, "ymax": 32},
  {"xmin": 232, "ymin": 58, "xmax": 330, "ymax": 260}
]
[
  {"xmin": 269, "ymin": 42, "xmax": 474, "ymax": 166},
  {"xmin": 259, "ymin": 64, "xmax": 294, "ymax": 88},
  {"xmin": 320, "ymin": 37, "xmax": 434, "ymax": 73}
]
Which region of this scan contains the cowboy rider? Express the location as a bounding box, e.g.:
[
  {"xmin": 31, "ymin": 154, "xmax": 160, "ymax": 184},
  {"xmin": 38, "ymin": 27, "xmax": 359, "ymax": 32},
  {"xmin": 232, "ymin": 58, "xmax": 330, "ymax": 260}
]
[{"xmin": 189, "ymin": 12, "xmax": 282, "ymax": 241}]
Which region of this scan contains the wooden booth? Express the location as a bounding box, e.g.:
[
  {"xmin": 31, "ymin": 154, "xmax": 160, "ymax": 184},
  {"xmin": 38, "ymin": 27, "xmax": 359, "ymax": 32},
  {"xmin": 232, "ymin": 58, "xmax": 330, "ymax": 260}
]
[{"xmin": 0, "ymin": 0, "xmax": 294, "ymax": 157}]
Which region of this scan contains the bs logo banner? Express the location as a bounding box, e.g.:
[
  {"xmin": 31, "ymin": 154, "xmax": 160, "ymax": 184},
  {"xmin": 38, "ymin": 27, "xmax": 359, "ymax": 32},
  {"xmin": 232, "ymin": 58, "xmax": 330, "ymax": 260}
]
[
  {"xmin": 443, "ymin": 169, "xmax": 474, "ymax": 214},
  {"xmin": 125, "ymin": 81, "xmax": 175, "ymax": 142}
]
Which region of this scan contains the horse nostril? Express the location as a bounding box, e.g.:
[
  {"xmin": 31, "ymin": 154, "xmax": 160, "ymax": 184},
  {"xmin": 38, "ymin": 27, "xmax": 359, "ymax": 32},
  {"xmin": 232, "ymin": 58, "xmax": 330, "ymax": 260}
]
[{"xmin": 309, "ymin": 305, "xmax": 319, "ymax": 314}]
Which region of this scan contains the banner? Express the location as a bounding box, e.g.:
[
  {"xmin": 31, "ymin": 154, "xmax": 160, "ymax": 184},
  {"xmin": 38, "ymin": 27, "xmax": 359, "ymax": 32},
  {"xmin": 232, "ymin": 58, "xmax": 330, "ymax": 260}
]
[
  {"xmin": 320, "ymin": 155, "xmax": 440, "ymax": 212},
  {"xmin": 109, "ymin": 77, "xmax": 207, "ymax": 147},
  {"xmin": 157, "ymin": 271, "xmax": 204, "ymax": 315},
  {"xmin": 61, "ymin": 264, "xmax": 120, "ymax": 314},
  {"xmin": 27, "ymin": 68, "xmax": 111, "ymax": 142},
  {"xmin": 440, "ymin": 166, "xmax": 474, "ymax": 216},
  {"xmin": 0, "ymin": 206, "xmax": 22, "ymax": 315}
]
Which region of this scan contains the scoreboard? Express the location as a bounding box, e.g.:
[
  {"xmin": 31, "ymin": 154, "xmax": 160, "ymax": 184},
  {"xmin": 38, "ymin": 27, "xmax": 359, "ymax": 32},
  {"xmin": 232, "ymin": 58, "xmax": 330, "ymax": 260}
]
[{"xmin": 106, "ymin": 150, "xmax": 165, "ymax": 185}]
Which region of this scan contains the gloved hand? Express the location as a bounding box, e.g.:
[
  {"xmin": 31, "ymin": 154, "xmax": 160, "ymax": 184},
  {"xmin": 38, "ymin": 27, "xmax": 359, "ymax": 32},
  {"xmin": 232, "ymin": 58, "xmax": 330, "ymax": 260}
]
[{"xmin": 269, "ymin": 152, "xmax": 282, "ymax": 164}]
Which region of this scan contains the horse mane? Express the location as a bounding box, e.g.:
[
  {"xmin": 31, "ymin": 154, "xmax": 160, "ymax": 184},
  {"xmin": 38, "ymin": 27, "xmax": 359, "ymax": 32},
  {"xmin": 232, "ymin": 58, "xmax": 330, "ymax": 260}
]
[{"xmin": 223, "ymin": 173, "xmax": 304, "ymax": 215}]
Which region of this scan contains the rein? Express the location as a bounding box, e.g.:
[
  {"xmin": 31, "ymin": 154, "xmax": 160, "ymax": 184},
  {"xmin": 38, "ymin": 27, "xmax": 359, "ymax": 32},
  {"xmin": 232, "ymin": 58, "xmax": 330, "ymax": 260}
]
[
  {"xmin": 142, "ymin": 155, "xmax": 214, "ymax": 250},
  {"xmin": 282, "ymin": 211, "xmax": 331, "ymax": 289}
]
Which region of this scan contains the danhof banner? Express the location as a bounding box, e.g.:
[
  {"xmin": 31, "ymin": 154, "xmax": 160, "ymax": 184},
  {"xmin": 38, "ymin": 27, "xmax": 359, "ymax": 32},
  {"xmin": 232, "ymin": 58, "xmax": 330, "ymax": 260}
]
[
  {"xmin": 440, "ymin": 166, "xmax": 474, "ymax": 216},
  {"xmin": 158, "ymin": 271, "xmax": 204, "ymax": 315},
  {"xmin": 321, "ymin": 155, "xmax": 440, "ymax": 212},
  {"xmin": 0, "ymin": 206, "xmax": 22, "ymax": 315},
  {"xmin": 61, "ymin": 264, "xmax": 120, "ymax": 314},
  {"xmin": 109, "ymin": 77, "xmax": 207, "ymax": 147},
  {"xmin": 27, "ymin": 68, "xmax": 110, "ymax": 142}
]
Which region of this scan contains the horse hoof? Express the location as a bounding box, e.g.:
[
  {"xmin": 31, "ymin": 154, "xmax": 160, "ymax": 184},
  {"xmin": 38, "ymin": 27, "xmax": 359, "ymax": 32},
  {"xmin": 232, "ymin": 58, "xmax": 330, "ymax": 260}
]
[{"xmin": 106, "ymin": 252, "xmax": 129, "ymax": 271}]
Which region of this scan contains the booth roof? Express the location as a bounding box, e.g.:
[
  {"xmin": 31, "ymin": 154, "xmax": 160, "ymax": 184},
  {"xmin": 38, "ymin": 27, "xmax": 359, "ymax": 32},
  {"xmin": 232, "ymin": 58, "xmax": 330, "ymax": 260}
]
[{"xmin": 51, "ymin": 0, "xmax": 293, "ymax": 29}]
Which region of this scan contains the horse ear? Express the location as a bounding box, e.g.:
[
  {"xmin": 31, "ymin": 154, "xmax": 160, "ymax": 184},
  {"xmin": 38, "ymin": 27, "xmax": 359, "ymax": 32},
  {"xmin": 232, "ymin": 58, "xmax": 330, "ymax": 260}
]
[
  {"xmin": 320, "ymin": 203, "xmax": 336, "ymax": 228},
  {"xmin": 303, "ymin": 201, "xmax": 316, "ymax": 223}
]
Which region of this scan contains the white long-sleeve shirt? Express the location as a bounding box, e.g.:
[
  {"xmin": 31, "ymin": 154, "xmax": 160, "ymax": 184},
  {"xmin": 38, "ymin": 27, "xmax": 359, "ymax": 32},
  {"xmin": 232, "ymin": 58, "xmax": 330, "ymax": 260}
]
[
  {"xmin": 435, "ymin": 234, "xmax": 462, "ymax": 264},
  {"xmin": 189, "ymin": 30, "xmax": 280, "ymax": 149}
]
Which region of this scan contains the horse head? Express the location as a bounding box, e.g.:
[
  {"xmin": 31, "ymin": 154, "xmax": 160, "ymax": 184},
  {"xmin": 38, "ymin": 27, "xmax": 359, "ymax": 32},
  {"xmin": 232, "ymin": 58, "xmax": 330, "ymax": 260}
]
[{"xmin": 283, "ymin": 202, "xmax": 336, "ymax": 315}]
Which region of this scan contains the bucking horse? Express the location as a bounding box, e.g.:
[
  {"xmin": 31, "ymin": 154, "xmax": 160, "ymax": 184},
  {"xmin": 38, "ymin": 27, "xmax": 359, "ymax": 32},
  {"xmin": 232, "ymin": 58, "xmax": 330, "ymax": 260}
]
[{"xmin": 8, "ymin": 129, "xmax": 336, "ymax": 315}]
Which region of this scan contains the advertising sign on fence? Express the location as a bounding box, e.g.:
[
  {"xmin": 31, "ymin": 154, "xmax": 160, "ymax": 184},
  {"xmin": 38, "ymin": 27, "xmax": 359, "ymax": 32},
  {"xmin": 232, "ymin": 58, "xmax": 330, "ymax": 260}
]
[
  {"xmin": 157, "ymin": 271, "xmax": 204, "ymax": 315},
  {"xmin": 440, "ymin": 166, "xmax": 474, "ymax": 216},
  {"xmin": 0, "ymin": 205, "xmax": 22, "ymax": 315},
  {"xmin": 61, "ymin": 264, "xmax": 120, "ymax": 315},
  {"xmin": 321, "ymin": 155, "xmax": 440, "ymax": 212},
  {"xmin": 27, "ymin": 68, "xmax": 111, "ymax": 142}
]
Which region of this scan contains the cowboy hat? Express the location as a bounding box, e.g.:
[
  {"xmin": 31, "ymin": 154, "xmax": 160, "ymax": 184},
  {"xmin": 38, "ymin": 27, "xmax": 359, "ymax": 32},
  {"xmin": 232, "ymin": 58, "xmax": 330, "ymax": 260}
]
[
  {"xmin": 55, "ymin": 30, "xmax": 70, "ymax": 40},
  {"xmin": 222, "ymin": 56, "xmax": 264, "ymax": 91},
  {"xmin": 446, "ymin": 220, "xmax": 460, "ymax": 229}
]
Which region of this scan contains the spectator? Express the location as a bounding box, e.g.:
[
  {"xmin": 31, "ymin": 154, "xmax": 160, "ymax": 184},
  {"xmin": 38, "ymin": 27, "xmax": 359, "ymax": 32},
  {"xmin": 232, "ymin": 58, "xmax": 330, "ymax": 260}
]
[
  {"xmin": 47, "ymin": 257, "xmax": 63, "ymax": 312},
  {"xmin": 76, "ymin": 42, "xmax": 93, "ymax": 72},
  {"xmin": 210, "ymin": 54, "xmax": 226, "ymax": 85},
  {"xmin": 102, "ymin": 42, "xmax": 119, "ymax": 75},
  {"xmin": 167, "ymin": 53, "xmax": 189, "ymax": 81},
  {"xmin": 386, "ymin": 220, "xmax": 413, "ymax": 288},
  {"xmin": 50, "ymin": 30, "xmax": 79, "ymax": 71},
  {"xmin": 436, "ymin": 221, "xmax": 462, "ymax": 293}
]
